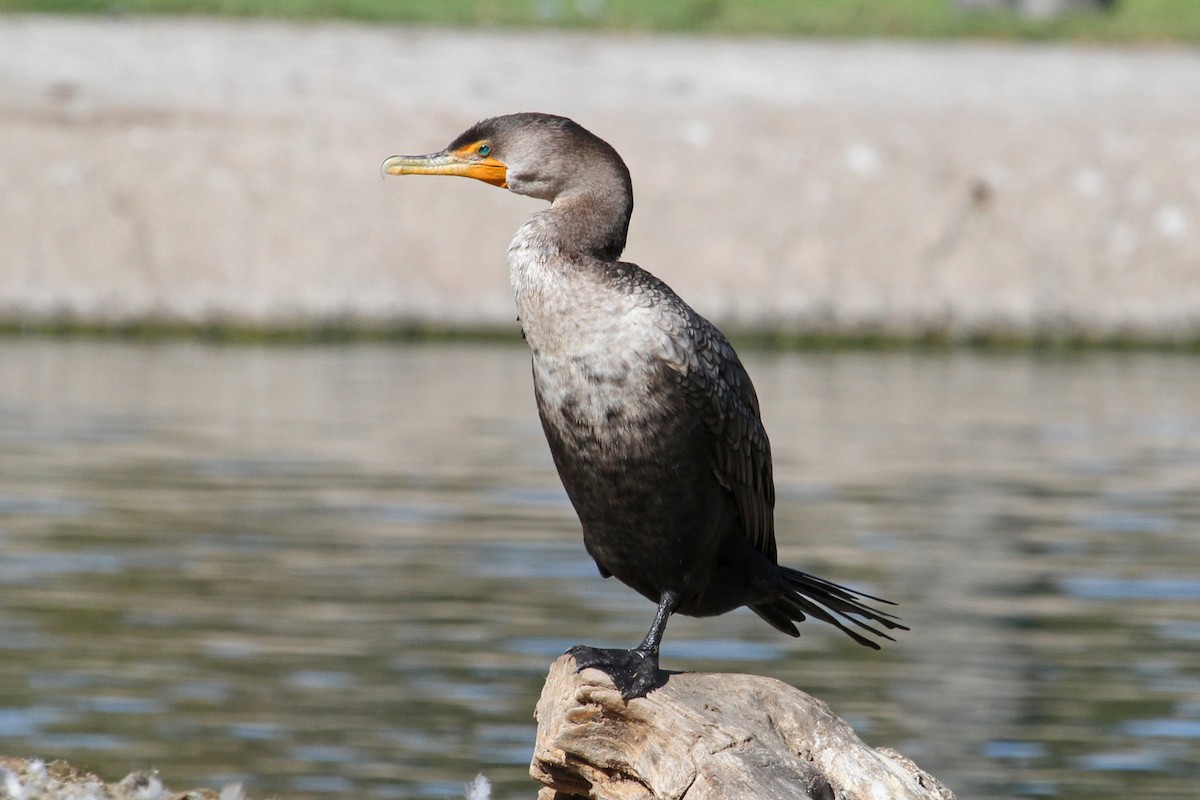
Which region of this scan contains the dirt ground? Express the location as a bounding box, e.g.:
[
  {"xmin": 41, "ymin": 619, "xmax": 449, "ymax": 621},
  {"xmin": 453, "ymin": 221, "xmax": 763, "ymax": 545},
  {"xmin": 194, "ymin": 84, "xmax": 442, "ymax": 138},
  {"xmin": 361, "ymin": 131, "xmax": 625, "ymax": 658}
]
[{"xmin": 1, "ymin": 16, "xmax": 1198, "ymax": 339}]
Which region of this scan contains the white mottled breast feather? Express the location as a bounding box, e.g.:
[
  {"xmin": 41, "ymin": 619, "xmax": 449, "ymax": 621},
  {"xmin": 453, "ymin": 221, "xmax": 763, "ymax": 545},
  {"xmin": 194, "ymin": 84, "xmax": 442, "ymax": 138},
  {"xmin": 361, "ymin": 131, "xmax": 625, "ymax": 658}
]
[{"xmin": 508, "ymin": 216, "xmax": 684, "ymax": 432}]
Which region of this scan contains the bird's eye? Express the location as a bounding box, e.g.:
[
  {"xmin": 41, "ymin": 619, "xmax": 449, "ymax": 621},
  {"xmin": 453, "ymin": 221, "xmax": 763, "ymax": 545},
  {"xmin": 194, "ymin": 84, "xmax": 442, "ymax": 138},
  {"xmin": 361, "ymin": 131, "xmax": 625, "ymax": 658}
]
[{"xmin": 478, "ymin": 144, "xmax": 491, "ymax": 156}]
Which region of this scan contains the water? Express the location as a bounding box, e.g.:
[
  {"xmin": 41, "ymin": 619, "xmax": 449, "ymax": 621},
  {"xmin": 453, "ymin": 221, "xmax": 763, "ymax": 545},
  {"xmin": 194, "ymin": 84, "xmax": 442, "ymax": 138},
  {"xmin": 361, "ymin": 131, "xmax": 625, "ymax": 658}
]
[{"xmin": 0, "ymin": 340, "xmax": 1197, "ymax": 799}]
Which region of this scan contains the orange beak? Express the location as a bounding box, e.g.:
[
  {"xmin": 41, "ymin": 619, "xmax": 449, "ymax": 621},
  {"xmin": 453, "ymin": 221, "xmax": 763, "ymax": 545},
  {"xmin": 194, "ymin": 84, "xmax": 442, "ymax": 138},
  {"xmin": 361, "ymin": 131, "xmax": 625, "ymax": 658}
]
[{"xmin": 381, "ymin": 148, "xmax": 508, "ymax": 188}]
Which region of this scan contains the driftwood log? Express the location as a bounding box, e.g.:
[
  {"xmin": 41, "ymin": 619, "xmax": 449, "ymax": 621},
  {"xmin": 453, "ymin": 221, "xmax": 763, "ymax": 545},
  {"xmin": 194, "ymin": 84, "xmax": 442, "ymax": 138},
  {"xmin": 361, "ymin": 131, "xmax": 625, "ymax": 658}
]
[{"xmin": 532, "ymin": 655, "xmax": 955, "ymax": 800}]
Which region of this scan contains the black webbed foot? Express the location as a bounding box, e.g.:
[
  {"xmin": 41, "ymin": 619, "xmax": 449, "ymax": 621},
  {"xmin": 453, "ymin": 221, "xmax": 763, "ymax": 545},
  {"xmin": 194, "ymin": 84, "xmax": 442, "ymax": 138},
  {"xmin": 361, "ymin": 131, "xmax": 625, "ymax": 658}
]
[{"xmin": 567, "ymin": 645, "xmax": 662, "ymax": 700}]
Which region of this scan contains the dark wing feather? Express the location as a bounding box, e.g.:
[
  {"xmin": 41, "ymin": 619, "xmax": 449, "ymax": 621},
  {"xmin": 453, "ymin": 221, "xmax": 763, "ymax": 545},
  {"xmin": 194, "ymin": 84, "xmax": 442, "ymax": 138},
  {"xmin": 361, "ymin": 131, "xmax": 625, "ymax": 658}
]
[
  {"xmin": 680, "ymin": 313, "xmax": 777, "ymax": 563},
  {"xmin": 616, "ymin": 261, "xmax": 777, "ymax": 563}
]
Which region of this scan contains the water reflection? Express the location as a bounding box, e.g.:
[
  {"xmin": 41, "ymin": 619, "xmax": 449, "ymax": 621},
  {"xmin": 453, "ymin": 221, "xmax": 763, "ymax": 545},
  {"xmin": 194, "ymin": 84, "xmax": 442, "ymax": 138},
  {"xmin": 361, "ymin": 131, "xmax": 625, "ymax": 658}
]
[{"xmin": 0, "ymin": 340, "xmax": 1198, "ymax": 799}]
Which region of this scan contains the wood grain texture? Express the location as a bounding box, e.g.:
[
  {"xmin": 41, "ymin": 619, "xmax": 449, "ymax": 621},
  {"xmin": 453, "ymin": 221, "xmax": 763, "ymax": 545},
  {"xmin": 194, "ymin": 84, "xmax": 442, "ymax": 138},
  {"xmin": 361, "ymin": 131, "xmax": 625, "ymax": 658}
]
[{"xmin": 532, "ymin": 655, "xmax": 955, "ymax": 800}]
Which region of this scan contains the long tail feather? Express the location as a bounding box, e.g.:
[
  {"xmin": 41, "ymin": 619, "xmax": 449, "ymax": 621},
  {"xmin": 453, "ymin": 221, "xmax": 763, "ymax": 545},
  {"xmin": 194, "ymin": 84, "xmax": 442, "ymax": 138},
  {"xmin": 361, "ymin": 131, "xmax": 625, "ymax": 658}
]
[{"xmin": 752, "ymin": 567, "xmax": 908, "ymax": 649}]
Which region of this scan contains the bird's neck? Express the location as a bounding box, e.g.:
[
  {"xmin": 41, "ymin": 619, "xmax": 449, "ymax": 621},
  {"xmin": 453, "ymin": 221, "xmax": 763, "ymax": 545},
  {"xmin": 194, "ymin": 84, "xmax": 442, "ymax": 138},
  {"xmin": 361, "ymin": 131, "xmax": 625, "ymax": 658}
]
[
  {"xmin": 544, "ymin": 187, "xmax": 632, "ymax": 263},
  {"xmin": 507, "ymin": 192, "xmax": 623, "ymax": 321}
]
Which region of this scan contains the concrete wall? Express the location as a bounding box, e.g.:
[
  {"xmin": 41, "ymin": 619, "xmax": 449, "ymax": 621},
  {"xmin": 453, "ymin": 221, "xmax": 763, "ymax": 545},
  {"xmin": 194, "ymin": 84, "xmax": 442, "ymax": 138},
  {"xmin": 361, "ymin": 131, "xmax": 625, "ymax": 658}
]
[{"xmin": 2, "ymin": 16, "xmax": 1198, "ymax": 339}]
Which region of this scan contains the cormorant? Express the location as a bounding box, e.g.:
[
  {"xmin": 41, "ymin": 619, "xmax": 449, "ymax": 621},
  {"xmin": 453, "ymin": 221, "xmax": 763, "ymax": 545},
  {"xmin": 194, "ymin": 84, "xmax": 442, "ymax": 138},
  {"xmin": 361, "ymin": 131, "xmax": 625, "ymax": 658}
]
[{"xmin": 383, "ymin": 112, "xmax": 905, "ymax": 699}]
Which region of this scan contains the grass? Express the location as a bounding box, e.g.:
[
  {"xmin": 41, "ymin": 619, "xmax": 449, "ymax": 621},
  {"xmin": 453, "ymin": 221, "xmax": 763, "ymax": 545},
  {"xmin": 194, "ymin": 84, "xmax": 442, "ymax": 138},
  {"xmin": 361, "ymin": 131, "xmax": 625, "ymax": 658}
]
[
  {"xmin": 2, "ymin": 0, "xmax": 1200, "ymax": 43},
  {"xmin": 0, "ymin": 317, "xmax": 527, "ymax": 345},
  {"xmin": 5, "ymin": 317, "xmax": 1199, "ymax": 352}
]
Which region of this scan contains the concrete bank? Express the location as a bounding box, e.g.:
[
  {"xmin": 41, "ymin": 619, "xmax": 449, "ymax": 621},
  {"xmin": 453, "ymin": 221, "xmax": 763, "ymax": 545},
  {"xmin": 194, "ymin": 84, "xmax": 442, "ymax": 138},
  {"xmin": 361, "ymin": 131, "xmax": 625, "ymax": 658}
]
[{"xmin": 1, "ymin": 16, "xmax": 1198, "ymax": 339}]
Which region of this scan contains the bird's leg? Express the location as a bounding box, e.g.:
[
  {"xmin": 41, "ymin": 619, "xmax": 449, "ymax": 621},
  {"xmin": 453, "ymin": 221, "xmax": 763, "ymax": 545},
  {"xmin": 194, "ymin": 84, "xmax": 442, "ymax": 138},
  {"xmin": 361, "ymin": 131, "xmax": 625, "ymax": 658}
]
[{"xmin": 568, "ymin": 591, "xmax": 678, "ymax": 700}]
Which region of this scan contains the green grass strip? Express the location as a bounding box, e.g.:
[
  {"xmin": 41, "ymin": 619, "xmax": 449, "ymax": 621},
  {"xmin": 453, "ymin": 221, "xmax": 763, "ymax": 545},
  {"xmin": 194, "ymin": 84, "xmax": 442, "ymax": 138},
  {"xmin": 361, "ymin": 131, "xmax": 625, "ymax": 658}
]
[{"xmin": 2, "ymin": 0, "xmax": 1199, "ymax": 43}]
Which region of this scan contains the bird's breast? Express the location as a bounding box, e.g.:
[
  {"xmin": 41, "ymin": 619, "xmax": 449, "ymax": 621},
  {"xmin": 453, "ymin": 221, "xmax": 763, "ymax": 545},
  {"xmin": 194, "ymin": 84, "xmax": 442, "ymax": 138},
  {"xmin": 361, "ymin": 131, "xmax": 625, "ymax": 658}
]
[
  {"xmin": 524, "ymin": 297, "xmax": 672, "ymax": 439},
  {"xmin": 507, "ymin": 220, "xmax": 693, "ymax": 443}
]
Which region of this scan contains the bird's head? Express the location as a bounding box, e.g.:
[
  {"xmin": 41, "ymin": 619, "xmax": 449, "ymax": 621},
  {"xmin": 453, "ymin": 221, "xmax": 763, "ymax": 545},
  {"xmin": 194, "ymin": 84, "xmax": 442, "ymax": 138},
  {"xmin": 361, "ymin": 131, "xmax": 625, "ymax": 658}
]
[{"xmin": 382, "ymin": 112, "xmax": 630, "ymax": 204}]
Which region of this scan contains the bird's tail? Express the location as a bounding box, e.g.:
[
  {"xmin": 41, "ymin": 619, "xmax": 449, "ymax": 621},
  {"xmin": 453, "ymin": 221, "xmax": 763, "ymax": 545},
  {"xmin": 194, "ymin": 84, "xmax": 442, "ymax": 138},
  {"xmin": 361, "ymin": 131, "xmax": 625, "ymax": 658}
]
[{"xmin": 751, "ymin": 567, "xmax": 908, "ymax": 649}]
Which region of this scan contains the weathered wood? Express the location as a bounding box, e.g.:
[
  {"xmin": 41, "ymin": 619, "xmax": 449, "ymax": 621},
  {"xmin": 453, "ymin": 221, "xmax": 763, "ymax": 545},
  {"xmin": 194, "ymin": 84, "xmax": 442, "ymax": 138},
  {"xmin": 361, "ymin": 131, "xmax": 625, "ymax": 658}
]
[{"xmin": 532, "ymin": 655, "xmax": 955, "ymax": 800}]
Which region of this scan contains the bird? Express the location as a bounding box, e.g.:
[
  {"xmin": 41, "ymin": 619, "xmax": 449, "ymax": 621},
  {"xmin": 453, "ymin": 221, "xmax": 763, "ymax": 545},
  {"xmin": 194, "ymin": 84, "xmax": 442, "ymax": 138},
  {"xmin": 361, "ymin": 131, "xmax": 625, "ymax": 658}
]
[{"xmin": 382, "ymin": 112, "xmax": 906, "ymax": 699}]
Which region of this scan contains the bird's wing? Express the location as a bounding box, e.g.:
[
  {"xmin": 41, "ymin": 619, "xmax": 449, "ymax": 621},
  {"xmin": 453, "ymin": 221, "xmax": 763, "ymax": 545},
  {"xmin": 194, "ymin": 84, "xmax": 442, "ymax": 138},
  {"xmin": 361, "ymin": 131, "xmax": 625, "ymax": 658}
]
[
  {"xmin": 692, "ymin": 317, "xmax": 777, "ymax": 562},
  {"xmin": 661, "ymin": 304, "xmax": 777, "ymax": 563},
  {"xmin": 618, "ymin": 262, "xmax": 777, "ymax": 562}
]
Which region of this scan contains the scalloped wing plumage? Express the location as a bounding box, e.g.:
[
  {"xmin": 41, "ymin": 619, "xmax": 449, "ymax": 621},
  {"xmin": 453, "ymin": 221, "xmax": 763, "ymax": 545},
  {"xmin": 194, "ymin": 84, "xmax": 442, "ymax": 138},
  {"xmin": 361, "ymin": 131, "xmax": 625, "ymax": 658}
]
[
  {"xmin": 682, "ymin": 315, "xmax": 778, "ymax": 564},
  {"xmin": 631, "ymin": 266, "xmax": 778, "ymax": 566}
]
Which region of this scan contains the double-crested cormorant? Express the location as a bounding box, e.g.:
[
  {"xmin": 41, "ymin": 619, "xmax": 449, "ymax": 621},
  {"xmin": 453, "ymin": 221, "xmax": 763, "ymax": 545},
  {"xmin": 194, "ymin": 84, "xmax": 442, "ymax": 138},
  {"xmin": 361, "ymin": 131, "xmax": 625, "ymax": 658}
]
[{"xmin": 383, "ymin": 113, "xmax": 905, "ymax": 699}]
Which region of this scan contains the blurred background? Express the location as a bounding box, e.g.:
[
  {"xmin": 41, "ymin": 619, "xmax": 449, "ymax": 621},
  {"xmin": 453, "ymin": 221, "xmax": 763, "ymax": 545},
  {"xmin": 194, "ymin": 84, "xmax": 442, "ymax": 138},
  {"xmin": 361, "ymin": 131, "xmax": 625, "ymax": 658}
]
[{"xmin": 0, "ymin": 2, "xmax": 1198, "ymax": 799}]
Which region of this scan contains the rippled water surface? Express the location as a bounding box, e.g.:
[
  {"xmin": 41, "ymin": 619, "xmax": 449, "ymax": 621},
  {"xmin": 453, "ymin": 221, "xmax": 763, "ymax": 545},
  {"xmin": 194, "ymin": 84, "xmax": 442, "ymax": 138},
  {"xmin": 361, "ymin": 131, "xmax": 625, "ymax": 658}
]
[{"xmin": 0, "ymin": 340, "xmax": 1198, "ymax": 799}]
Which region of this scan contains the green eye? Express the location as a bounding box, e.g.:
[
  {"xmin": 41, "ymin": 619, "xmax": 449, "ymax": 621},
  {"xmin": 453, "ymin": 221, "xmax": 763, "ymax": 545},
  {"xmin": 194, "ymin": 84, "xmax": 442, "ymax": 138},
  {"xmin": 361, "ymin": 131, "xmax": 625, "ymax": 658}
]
[{"xmin": 478, "ymin": 144, "xmax": 491, "ymax": 156}]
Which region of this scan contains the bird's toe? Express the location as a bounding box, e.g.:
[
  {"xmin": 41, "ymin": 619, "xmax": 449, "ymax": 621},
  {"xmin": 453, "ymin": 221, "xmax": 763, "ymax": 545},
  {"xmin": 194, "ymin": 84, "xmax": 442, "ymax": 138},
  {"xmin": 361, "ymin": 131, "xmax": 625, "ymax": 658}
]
[{"xmin": 567, "ymin": 645, "xmax": 661, "ymax": 700}]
